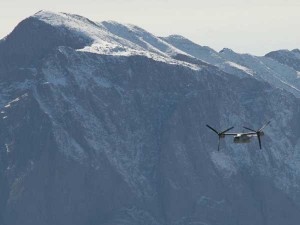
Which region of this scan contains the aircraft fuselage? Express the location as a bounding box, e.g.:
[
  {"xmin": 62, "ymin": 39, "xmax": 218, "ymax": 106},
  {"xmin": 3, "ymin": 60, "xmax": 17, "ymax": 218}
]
[{"xmin": 233, "ymin": 132, "xmax": 264, "ymax": 144}]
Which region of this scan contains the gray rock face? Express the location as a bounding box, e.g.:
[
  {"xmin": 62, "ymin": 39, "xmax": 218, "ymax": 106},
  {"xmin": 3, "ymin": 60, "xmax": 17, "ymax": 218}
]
[
  {"xmin": 0, "ymin": 10, "xmax": 300, "ymax": 225},
  {"xmin": 266, "ymin": 49, "xmax": 300, "ymax": 71}
]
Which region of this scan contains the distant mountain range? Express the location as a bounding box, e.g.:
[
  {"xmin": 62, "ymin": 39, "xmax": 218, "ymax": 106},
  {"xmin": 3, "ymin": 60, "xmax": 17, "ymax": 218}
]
[{"xmin": 0, "ymin": 10, "xmax": 300, "ymax": 225}]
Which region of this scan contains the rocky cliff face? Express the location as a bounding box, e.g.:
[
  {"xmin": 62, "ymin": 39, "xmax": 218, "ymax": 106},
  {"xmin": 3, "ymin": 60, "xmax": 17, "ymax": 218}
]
[
  {"xmin": 266, "ymin": 49, "xmax": 300, "ymax": 71},
  {"xmin": 0, "ymin": 10, "xmax": 300, "ymax": 225}
]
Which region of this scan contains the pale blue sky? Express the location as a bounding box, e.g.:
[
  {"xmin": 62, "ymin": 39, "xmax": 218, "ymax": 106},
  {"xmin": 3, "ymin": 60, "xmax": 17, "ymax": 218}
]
[{"xmin": 1, "ymin": 0, "xmax": 299, "ymax": 55}]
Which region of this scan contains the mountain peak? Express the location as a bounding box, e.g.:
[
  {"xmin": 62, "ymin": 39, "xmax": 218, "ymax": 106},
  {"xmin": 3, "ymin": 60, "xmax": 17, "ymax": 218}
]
[
  {"xmin": 166, "ymin": 34, "xmax": 189, "ymax": 40},
  {"xmin": 219, "ymin": 48, "xmax": 235, "ymax": 54},
  {"xmin": 0, "ymin": 10, "xmax": 94, "ymax": 68},
  {"xmin": 32, "ymin": 10, "xmax": 100, "ymax": 31},
  {"xmin": 292, "ymin": 49, "xmax": 300, "ymax": 54},
  {"xmin": 163, "ymin": 34, "xmax": 200, "ymax": 46},
  {"xmin": 0, "ymin": 11, "xmax": 198, "ymax": 69},
  {"xmin": 33, "ymin": 10, "xmax": 61, "ymax": 17},
  {"xmin": 266, "ymin": 49, "xmax": 300, "ymax": 71},
  {"xmin": 32, "ymin": 10, "xmax": 68, "ymax": 24}
]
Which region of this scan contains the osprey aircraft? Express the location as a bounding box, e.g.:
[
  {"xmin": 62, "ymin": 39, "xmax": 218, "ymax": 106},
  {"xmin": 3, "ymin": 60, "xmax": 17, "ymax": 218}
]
[{"xmin": 206, "ymin": 121, "xmax": 270, "ymax": 151}]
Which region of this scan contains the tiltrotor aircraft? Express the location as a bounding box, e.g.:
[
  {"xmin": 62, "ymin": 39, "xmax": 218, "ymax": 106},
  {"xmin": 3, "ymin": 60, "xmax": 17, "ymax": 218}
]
[{"xmin": 206, "ymin": 121, "xmax": 270, "ymax": 151}]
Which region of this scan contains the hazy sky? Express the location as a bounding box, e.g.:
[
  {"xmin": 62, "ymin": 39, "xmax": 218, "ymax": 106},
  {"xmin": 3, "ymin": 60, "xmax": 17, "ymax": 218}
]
[{"xmin": 1, "ymin": 0, "xmax": 299, "ymax": 55}]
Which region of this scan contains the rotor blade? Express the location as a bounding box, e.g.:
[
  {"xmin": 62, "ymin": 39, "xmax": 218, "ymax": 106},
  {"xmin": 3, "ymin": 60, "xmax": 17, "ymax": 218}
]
[
  {"xmin": 243, "ymin": 126, "xmax": 256, "ymax": 132},
  {"xmin": 221, "ymin": 126, "xmax": 234, "ymax": 134},
  {"xmin": 257, "ymin": 134, "xmax": 262, "ymax": 149},
  {"xmin": 218, "ymin": 137, "xmax": 220, "ymax": 151},
  {"xmin": 259, "ymin": 121, "xmax": 271, "ymax": 132},
  {"xmin": 206, "ymin": 125, "xmax": 219, "ymax": 134}
]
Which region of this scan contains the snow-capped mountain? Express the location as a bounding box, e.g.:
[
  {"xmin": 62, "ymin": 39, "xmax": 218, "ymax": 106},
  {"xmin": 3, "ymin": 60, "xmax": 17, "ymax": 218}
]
[{"xmin": 0, "ymin": 10, "xmax": 300, "ymax": 225}]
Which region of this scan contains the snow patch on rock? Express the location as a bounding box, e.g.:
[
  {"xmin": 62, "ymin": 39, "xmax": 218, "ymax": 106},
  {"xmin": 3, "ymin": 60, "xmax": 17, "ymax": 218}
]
[{"xmin": 225, "ymin": 61, "xmax": 254, "ymax": 76}]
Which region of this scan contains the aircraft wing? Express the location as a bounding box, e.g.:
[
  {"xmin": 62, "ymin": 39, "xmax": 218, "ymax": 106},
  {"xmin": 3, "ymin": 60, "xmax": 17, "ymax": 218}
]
[
  {"xmin": 242, "ymin": 132, "xmax": 257, "ymax": 135},
  {"xmin": 222, "ymin": 132, "xmax": 239, "ymax": 136},
  {"xmin": 223, "ymin": 132, "xmax": 257, "ymax": 136}
]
